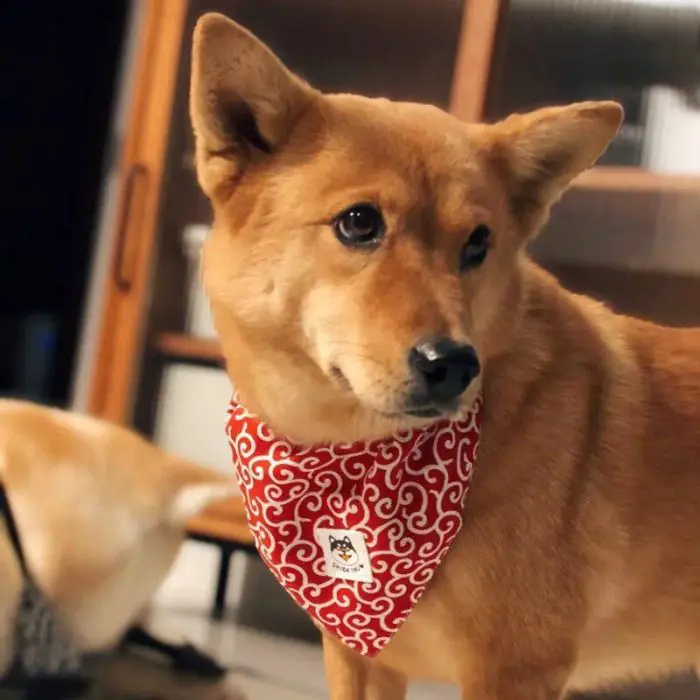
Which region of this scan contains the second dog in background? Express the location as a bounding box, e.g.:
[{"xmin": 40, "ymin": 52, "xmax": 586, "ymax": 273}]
[{"xmin": 0, "ymin": 399, "xmax": 240, "ymax": 698}]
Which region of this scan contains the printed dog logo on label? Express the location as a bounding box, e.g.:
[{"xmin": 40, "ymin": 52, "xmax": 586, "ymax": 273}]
[
  {"xmin": 316, "ymin": 528, "xmax": 373, "ymax": 583},
  {"xmin": 330, "ymin": 535, "xmax": 359, "ymax": 566}
]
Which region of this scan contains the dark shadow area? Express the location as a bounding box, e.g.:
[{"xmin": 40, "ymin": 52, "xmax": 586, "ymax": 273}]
[{"xmin": 0, "ymin": 2, "xmax": 128, "ymax": 405}]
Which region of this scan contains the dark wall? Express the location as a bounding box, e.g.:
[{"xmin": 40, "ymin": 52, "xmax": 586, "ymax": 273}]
[{"xmin": 0, "ymin": 2, "xmax": 128, "ymax": 404}]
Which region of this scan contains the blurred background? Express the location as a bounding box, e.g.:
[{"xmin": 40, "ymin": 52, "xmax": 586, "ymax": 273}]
[{"xmin": 1, "ymin": 1, "xmax": 699, "ymax": 698}]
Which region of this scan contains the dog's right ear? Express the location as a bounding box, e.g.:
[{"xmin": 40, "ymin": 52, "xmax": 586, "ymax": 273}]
[
  {"xmin": 190, "ymin": 13, "xmax": 315, "ymax": 197},
  {"xmin": 484, "ymin": 101, "xmax": 623, "ymax": 233}
]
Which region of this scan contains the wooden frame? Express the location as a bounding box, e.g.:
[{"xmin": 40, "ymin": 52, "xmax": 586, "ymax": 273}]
[
  {"xmin": 88, "ymin": 0, "xmax": 187, "ymax": 423},
  {"xmin": 449, "ymin": 0, "xmax": 504, "ymax": 121}
]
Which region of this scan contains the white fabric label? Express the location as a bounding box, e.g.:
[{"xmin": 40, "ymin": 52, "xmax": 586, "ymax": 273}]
[{"xmin": 316, "ymin": 528, "xmax": 373, "ymax": 583}]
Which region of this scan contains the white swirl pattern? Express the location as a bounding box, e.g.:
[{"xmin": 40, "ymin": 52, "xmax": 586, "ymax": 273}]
[{"xmin": 227, "ymin": 395, "xmax": 482, "ymax": 657}]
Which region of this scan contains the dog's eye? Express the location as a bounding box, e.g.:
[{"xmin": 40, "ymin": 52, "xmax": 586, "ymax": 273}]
[
  {"xmin": 333, "ymin": 204, "xmax": 385, "ymax": 248},
  {"xmin": 460, "ymin": 225, "xmax": 491, "ymax": 271}
]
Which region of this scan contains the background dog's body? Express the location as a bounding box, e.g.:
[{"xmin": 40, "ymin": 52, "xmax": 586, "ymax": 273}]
[
  {"xmin": 0, "ymin": 399, "xmax": 235, "ymax": 682},
  {"xmin": 189, "ymin": 14, "xmax": 700, "ymax": 700}
]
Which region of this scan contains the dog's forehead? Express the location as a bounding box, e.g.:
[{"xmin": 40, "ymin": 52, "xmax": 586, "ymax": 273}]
[
  {"xmin": 279, "ymin": 94, "xmax": 490, "ymax": 217},
  {"xmin": 320, "ymin": 94, "xmax": 480, "ymax": 168}
]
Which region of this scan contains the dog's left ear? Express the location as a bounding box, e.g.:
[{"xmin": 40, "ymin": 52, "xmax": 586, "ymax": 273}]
[
  {"xmin": 485, "ymin": 101, "xmax": 623, "ymax": 228},
  {"xmin": 190, "ymin": 13, "xmax": 316, "ymax": 198}
]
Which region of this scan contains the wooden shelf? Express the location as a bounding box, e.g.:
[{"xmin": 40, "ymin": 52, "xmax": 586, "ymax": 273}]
[
  {"xmin": 574, "ymin": 167, "xmax": 700, "ymax": 193},
  {"xmin": 154, "ymin": 332, "xmax": 223, "ymax": 363},
  {"xmin": 187, "ymin": 496, "xmax": 254, "ymax": 546}
]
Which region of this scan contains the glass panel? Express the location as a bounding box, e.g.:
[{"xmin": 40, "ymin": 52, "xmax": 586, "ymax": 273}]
[
  {"xmin": 487, "ymin": 0, "xmax": 700, "ymax": 170},
  {"xmin": 487, "ymin": 0, "xmax": 700, "ymax": 324},
  {"xmin": 192, "ymin": 0, "xmax": 465, "ymax": 104}
]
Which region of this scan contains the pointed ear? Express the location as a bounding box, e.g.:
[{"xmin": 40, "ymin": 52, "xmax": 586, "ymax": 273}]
[
  {"xmin": 343, "ymin": 536, "xmax": 352, "ymax": 545},
  {"xmin": 190, "ymin": 13, "xmax": 315, "ymax": 197},
  {"xmin": 486, "ymin": 101, "xmax": 623, "ymax": 226},
  {"xmin": 329, "ymin": 535, "xmax": 337, "ymax": 544},
  {"xmin": 164, "ymin": 460, "xmax": 238, "ymax": 527}
]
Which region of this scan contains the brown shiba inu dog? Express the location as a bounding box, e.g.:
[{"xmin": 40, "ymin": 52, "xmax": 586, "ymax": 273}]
[
  {"xmin": 190, "ymin": 13, "xmax": 700, "ymax": 700},
  {"xmin": 0, "ymin": 399, "xmax": 236, "ymax": 692}
]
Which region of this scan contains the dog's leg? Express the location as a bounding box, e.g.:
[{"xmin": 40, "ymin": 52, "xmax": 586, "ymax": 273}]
[
  {"xmin": 322, "ymin": 633, "xmax": 407, "ymax": 700},
  {"xmin": 461, "ymin": 679, "xmax": 566, "ymax": 700},
  {"xmin": 366, "ymin": 664, "xmax": 407, "ymax": 700},
  {"xmin": 323, "ymin": 634, "xmax": 367, "ymax": 699},
  {"xmin": 460, "ymin": 657, "xmax": 571, "ymax": 700}
]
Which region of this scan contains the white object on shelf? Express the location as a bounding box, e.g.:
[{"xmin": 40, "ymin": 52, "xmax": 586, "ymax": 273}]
[
  {"xmin": 182, "ymin": 223, "xmax": 217, "ymax": 338},
  {"xmin": 643, "ymin": 86, "xmax": 700, "ymax": 175},
  {"xmin": 153, "ymin": 363, "xmax": 235, "ymax": 476}
]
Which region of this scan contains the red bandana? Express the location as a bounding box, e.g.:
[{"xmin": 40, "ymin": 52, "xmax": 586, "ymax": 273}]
[{"xmin": 227, "ymin": 396, "xmax": 482, "ymax": 657}]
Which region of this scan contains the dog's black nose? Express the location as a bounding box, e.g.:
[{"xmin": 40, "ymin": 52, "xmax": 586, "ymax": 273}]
[{"xmin": 408, "ymin": 339, "xmax": 480, "ymax": 405}]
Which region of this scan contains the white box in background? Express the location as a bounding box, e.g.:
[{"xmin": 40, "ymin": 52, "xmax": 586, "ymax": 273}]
[
  {"xmin": 643, "ymin": 86, "xmax": 700, "ymax": 175},
  {"xmin": 153, "ymin": 364, "xmax": 242, "ymax": 611},
  {"xmin": 182, "ymin": 223, "xmax": 217, "ymax": 338},
  {"xmin": 153, "ymin": 363, "xmax": 234, "ymax": 476}
]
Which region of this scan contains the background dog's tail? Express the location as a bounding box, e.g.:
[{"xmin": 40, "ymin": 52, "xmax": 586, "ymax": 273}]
[{"xmin": 163, "ymin": 458, "xmax": 238, "ymax": 527}]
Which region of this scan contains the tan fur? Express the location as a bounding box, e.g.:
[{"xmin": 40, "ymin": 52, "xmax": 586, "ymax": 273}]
[
  {"xmin": 0, "ymin": 399, "xmax": 236, "ymax": 679},
  {"xmin": 190, "ymin": 13, "xmax": 700, "ymax": 700}
]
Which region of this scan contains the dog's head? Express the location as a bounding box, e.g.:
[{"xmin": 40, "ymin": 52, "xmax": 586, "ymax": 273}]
[{"xmin": 190, "ymin": 14, "xmax": 622, "ymax": 443}]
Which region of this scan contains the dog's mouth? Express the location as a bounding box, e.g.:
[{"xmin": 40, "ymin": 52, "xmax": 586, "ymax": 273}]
[
  {"xmin": 329, "ymin": 365, "xmax": 460, "ymax": 421},
  {"xmin": 404, "ymin": 405, "xmax": 448, "ymax": 419},
  {"xmin": 403, "ymin": 397, "xmax": 461, "ymax": 419}
]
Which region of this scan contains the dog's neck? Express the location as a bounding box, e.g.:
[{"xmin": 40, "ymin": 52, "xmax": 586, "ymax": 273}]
[{"xmin": 482, "ymin": 259, "xmax": 614, "ymax": 436}]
